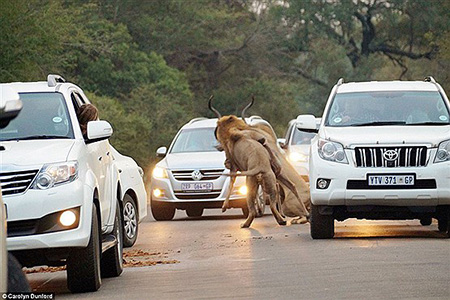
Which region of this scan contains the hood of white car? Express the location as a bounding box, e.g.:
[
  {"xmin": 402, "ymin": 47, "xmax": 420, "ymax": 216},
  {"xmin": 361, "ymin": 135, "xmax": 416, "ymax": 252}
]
[
  {"xmin": 0, "ymin": 140, "xmax": 75, "ymax": 167},
  {"xmin": 287, "ymin": 144, "xmax": 310, "ymax": 155},
  {"xmin": 160, "ymin": 151, "xmax": 226, "ymax": 170},
  {"xmin": 321, "ymin": 126, "xmax": 450, "ymax": 147}
]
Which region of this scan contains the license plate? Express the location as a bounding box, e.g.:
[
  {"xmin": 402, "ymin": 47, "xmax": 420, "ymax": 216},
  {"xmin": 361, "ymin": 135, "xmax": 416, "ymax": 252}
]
[
  {"xmin": 368, "ymin": 175, "xmax": 414, "ymax": 186},
  {"xmin": 181, "ymin": 182, "xmax": 213, "ymax": 192}
]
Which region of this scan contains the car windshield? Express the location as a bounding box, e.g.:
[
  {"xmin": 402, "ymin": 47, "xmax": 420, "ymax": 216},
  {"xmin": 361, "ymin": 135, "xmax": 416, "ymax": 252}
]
[
  {"xmin": 325, "ymin": 91, "xmax": 450, "ymax": 127},
  {"xmin": 291, "ymin": 128, "xmax": 316, "ymax": 145},
  {"xmin": 170, "ymin": 127, "xmax": 219, "ymax": 153},
  {"xmin": 0, "ymin": 92, "xmax": 74, "ymax": 141}
]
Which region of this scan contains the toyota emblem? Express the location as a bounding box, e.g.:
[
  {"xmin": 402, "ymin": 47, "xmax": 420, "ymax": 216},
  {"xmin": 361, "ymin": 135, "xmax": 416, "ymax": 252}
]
[
  {"xmin": 191, "ymin": 170, "xmax": 203, "ymax": 181},
  {"xmin": 383, "ymin": 149, "xmax": 399, "ymax": 161}
]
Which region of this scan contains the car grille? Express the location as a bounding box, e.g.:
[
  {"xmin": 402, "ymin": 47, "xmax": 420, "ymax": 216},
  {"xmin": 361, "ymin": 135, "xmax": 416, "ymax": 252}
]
[
  {"xmin": 0, "ymin": 169, "xmax": 39, "ymax": 196},
  {"xmin": 171, "ymin": 169, "xmax": 225, "ymax": 181},
  {"xmin": 174, "ymin": 189, "xmax": 222, "ymax": 200},
  {"xmin": 355, "ymin": 146, "xmax": 427, "ymax": 168}
]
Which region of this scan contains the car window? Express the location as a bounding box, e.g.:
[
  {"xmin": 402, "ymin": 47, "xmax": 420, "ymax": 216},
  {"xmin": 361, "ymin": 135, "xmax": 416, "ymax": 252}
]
[
  {"xmin": 0, "ymin": 92, "xmax": 74, "ymax": 141},
  {"xmin": 291, "ymin": 128, "xmax": 316, "ymax": 145},
  {"xmin": 170, "ymin": 127, "xmax": 218, "ymax": 153},
  {"xmin": 325, "ymin": 91, "xmax": 450, "ymax": 127}
]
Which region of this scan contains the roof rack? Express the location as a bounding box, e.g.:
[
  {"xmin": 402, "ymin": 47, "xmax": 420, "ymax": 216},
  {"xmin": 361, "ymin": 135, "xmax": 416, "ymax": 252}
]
[
  {"xmin": 47, "ymin": 74, "xmax": 66, "ymax": 87},
  {"xmin": 424, "ymin": 76, "xmax": 436, "ymax": 83},
  {"xmin": 336, "ymin": 78, "xmax": 344, "ymax": 86},
  {"xmin": 187, "ymin": 117, "xmax": 208, "ymax": 125}
]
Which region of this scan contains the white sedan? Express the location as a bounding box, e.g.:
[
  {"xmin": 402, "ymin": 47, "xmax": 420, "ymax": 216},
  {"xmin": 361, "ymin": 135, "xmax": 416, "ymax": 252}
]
[{"xmin": 111, "ymin": 147, "xmax": 147, "ymax": 247}]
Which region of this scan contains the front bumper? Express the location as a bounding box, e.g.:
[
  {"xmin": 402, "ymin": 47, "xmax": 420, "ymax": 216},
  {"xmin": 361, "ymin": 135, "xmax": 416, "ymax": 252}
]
[
  {"xmin": 150, "ymin": 175, "xmax": 247, "ymax": 208},
  {"xmin": 5, "ymin": 180, "xmax": 93, "ymax": 251},
  {"xmin": 309, "ymin": 150, "xmax": 450, "ymax": 207}
]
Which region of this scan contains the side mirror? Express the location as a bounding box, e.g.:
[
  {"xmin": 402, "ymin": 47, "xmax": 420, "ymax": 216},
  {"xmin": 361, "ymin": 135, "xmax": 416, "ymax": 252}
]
[
  {"xmin": 277, "ymin": 138, "xmax": 286, "ymax": 149},
  {"xmin": 295, "ymin": 114, "xmax": 318, "ymax": 133},
  {"xmin": 156, "ymin": 146, "xmax": 167, "ymax": 158},
  {"xmin": 86, "ymin": 120, "xmax": 113, "ymax": 143},
  {"xmin": 0, "ymin": 86, "xmax": 22, "ymax": 129}
]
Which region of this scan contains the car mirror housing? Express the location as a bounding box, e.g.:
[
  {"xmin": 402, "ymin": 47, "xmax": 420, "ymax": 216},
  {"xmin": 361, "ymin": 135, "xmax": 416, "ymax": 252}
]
[
  {"xmin": 156, "ymin": 146, "xmax": 167, "ymax": 157},
  {"xmin": 0, "ymin": 86, "xmax": 23, "ymax": 129},
  {"xmin": 86, "ymin": 120, "xmax": 113, "ymax": 144},
  {"xmin": 277, "ymin": 138, "xmax": 286, "ymax": 149},
  {"xmin": 295, "ymin": 114, "xmax": 318, "ymax": 133}
]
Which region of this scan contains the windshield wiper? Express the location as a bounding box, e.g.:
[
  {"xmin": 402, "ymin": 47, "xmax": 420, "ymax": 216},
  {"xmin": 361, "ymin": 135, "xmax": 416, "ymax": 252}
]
[
  {"xmin": 408, "ymin": 122, "xmax": 449, "ymax": 126},
  {"xmin": 352, "ymin": 121, "xmax": 406, "ymax": 127},
  {"xmin": 4, "ymin": 135, "xmax": 71, "ymax": 141}
]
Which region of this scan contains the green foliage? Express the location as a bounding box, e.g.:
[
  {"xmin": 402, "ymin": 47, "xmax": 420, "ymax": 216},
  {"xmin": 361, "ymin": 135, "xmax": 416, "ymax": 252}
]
[{"xmin": 1, "ymin": 0, "xmax": 449, "ymax": 166}]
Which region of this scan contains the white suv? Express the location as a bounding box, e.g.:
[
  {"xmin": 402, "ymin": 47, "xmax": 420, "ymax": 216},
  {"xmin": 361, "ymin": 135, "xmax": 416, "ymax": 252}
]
[
  {"xmin": 0, "ymin": 75, "xmax": 124, "ymax": 292},
  {"xmin": 299, "ymin": 77, "xmax": 450, "ymax": 239},
  {"xmin": 150, "ymin": 117, "xmax": 269, "ymax": 220}
]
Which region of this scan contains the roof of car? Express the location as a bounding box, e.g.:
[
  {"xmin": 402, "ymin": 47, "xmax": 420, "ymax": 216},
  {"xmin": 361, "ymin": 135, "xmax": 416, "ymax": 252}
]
[
  {"xmin": 0, "ymin": 81, "xmax": 73, "ymax": 93},
  {"xmin": 181, "ymin": 116, "xmax": 272, "ymax": 130},
  {"xmin": 337, "ymin": 81, "xmax": 438, "ymax": 93},
  {"xmin": 182, "ymin": 118, "xmax": 218, "ymax": 129}
]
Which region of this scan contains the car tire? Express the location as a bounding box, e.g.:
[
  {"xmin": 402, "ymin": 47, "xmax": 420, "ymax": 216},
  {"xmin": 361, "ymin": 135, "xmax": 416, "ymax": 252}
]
[
  {"xmin": 7, "ymin": 253, "xmax": 30, "ymax": 292},
  {"xmin": 255, "ymin": 186, "xmax": 265, "ymax": 218},
  {"xmin": 122, "ymin": 194, "xmax": 139, "ymax": 247},
  {"xmin": 151, "ymin": 199, "xmax": 175, "ymax": 221},
  {"xmin": 101, "ymin": 201, "xmax": 124, "ymax": 278},
  {"xmin": 186, "ymin": 207, "xmax": 203, "ymax": 217},
  {"xmin": 438, "ymin": 215, "xmax": 448, "ymax": 232},
  {"xmin": 420, "ymin": 217, "xmax": 432, "ymax": 226},
  {"xmin": 310, "ymin": 204, "xmax": 334, "ymax": 239},
  {"xmin": 67, "ymin": 203, "xmax": 101, "ymax": 293}
]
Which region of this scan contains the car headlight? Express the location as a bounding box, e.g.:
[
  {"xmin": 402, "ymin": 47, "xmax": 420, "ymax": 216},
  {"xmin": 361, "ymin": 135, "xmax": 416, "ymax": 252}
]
[
  {"xmin": 318, "ymin": 139, "xmax": 348, "ymax": 164},
  {"xmin": 152, "ymin": 166, "xmax": 168, "ymax": 179},
  {"xmin": 434, "ymin": 139, "xmax": 450, "ymax": 163},
  {"xmin": 32, "ymin": 161, "xmax": 78, "ymax": 190},
  {"xmin": 289, "ymin": 152, "xmax": 308, "ymax": 163}
]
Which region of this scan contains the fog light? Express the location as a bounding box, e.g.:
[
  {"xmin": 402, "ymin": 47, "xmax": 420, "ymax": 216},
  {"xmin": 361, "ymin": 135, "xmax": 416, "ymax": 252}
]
[
  {"xmin": 60, "ymin": 210, "xmax": 77, "ymax": 227},
  {"xmin": 153, "ymin": 189, "xmax": 163, "ymax": 197},
  {"xmin": 238, "ymin": 185, "xmax": 248, "ymax": 195},
  {"xmin": 317, "ymin": 178, "xmax": 330, "ymax": 189}
]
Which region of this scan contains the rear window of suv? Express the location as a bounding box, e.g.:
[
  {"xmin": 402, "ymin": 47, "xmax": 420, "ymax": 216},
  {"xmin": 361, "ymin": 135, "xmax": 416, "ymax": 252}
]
[
  {"xmin": 325, "ymin": 91, "xmax": 450, "ymax": 127},
  {"xmin": 0, "ymin": 92, "xmax": 74, "ymax": 141}
]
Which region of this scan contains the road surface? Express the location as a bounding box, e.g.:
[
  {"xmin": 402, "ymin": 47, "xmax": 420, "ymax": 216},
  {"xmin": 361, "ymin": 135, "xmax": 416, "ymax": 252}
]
[{"xmin": 26, "ymin": 207, "xmax": 450, "ymax": 299}]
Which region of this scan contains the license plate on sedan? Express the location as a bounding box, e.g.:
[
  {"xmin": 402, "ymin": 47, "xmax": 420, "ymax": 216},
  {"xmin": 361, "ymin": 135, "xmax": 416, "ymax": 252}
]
[
  {"xmin": 368, "ymin": 174, "xmax": 415, "ymax": 186},
  {"xmin": 181, "ymin": 182, "xmax": 213, "ymax": 192}
]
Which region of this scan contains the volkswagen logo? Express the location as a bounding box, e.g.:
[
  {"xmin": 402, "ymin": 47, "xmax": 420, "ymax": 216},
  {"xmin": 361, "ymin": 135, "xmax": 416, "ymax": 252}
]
[
  {"xmin": 191, "ymin": 170, "xmax": 203, "ymax": 181},
  {"xmin": 383, "ymin": 149, "xmax": 399, "ymax": 161}
]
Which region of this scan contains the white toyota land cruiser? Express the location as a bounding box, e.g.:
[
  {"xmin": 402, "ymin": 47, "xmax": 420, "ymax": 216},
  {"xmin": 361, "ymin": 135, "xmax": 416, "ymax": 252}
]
[
  {"xmin": 0, "ymin": 75, "xmax": 124, "ymax": 292},
  {"xmin": 298, "ymin": 77, "xmax": 450, "ymax": 239}
]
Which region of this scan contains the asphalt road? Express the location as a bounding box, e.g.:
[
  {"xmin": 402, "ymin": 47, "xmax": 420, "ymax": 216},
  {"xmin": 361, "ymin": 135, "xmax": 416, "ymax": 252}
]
[{"xmin": 27, "ymin": 206, "xmax": 450, "ymax": 299}]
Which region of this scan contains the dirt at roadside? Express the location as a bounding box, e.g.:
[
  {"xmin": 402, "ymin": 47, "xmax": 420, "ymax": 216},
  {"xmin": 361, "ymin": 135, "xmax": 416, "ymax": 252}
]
[{"xmin": 23, "ymin": 248, "xmax": 180, "ymax": 274}]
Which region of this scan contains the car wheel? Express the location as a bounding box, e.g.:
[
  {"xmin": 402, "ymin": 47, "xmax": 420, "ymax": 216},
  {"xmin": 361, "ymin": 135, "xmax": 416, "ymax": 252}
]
[
  {"xmin": 122, "ymin": 194, "xmax": 139, "ymax": 247},
  {"xmin": 438, "ymin": 217, "xmax": 448, "ymax": 232},
  {"xmin": 310, "ymin": 204, "xmax": 334, "ymax": 239},
  {"xmin": 67, "ymin": 203, "xmax": 101, "ymax": 293},
  {"xmin": 255, "ymin": 186, "xmax": 265, "ymax": 218},
  {"xmin": 151, "ymin": 199, "xmax": 175, "ymax": 221},
  {"xmin": 420, "ymin": 217, "xmax": 432, "ymax": 226},
  {"xmin": 7, "ymin": 253, "xmax": 30, "ymax": 292},
  {"xmin": 101, "ymin": 201, "xmax": 124, "ymax": 278},
  {"xmin": 186, "ymin": 207, "xmax": 203, "ymax": 217}
]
